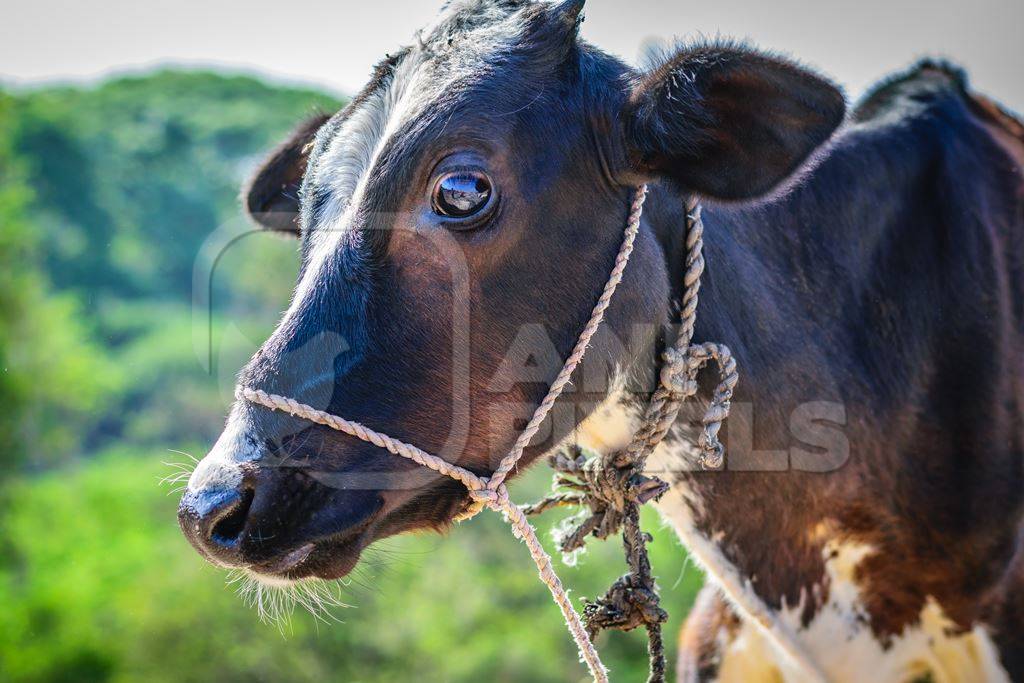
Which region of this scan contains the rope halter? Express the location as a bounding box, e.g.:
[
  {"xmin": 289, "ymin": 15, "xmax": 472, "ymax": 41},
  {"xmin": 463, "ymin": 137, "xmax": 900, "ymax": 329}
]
[
  {"xmin": 235, "ymin": 186, "xmax": 822, "ymax": 682},
  {"xmin": 236, "ymin": 186, "xmax": 648, "ymax": 683}
]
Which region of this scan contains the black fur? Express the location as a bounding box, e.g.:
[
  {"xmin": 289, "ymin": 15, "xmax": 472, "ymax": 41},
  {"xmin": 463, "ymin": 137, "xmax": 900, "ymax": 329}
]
[
  {"xmin": 243, "ymin": 113, "xmax": 331, "ymax": 234},
  {"xmin": 625, "ymin": 42, "xmax": 846, "ymax": 200}
]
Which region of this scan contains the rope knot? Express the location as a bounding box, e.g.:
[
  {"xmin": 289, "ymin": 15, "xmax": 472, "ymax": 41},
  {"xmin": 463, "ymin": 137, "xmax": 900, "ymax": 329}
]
[
  {"xmin": 583, "ymin": 571, "xmax": 669, "ymax": 638},
  {"xmin": 659, "ymin": 348, "xmax": 702, "ymax": 397},
  {"xmin": 660, "ymin": 366, "xmax": 698, "ymax": 396},
  {"xmin": 523, "ymin": 448, "xmax": 668, "ymax": 557},
  {"xmin": 468, "ymin": 487, "xmax": 499, "ymax": 504},
  {"xmin": 452, "ymin": 486, "xmax": 504, "ymax": 521}
]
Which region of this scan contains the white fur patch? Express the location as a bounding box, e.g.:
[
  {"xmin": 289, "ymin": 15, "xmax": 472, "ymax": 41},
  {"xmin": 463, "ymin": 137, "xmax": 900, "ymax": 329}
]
[
  {"xmin": 188, "ymin": 407, "xmax": 260, "ymax": 496},
  {"xmin": 696, "ymin": 538, "xmax": 1011, "ymax": 682},
  {"xmin": 573, "ymin": 387, "xmax": 641, "ymax": 454},
  {"xmin": 286, "ymin": 53, "xmax": 427, "ymax": 325}
]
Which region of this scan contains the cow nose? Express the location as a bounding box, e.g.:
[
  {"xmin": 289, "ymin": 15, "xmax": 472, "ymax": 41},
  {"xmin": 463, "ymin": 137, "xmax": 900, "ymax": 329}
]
[
  {"xmin": 179, "ymin": 410, "xmax": 270, "ymax": 565},
  {"xmin": 178, "ymin": 467, "xmax": 256, "ymax": 566}
]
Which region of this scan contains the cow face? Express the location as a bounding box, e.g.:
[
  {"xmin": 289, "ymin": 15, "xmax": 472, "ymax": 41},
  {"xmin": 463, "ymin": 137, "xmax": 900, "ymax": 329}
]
[{"xmin": 179, "ymin": 0, "xmax": 843, "ymax": 584}]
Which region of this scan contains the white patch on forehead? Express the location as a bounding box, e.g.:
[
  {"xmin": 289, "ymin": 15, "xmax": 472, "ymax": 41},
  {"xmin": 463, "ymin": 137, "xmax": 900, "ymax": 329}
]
[
  {"xmin": 283, "ymin": 54, "xmax": 430, "ymax": 324},
  {"xmin": 283, "ymin": 8, "xmax": 525, "ymax": 324},
  {"xmin": 312, "ymin": 53, "xmax": 425, "ymax": 228}
]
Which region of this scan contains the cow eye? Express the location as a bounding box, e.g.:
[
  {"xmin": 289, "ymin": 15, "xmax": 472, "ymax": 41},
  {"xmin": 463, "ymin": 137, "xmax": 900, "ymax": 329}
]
[{"xmin": 432, "ymin": 171, "xmax": 492, "ymax": 218}]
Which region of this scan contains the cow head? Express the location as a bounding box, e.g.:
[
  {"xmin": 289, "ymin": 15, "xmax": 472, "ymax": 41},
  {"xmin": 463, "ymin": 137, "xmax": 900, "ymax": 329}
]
[{"xmin": 179, "ymin": 0, "xmax": 843, "ymax": 585}]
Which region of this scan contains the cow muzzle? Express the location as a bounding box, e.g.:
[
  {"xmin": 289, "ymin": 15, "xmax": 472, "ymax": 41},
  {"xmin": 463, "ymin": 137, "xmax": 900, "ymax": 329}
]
[{"xmin": 178, "ymin": 409, "xmax": 415, "ymax": 581}]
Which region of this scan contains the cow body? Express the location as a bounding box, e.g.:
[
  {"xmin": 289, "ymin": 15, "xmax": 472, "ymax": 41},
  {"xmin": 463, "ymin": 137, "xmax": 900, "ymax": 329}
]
[
  {"xmin": 178, "ymin": 2, "xmax": 1024, "ymax": 679},
  {"xmin": 594, "ymin": 64, "xmax": 1024, "ymax": 681}
]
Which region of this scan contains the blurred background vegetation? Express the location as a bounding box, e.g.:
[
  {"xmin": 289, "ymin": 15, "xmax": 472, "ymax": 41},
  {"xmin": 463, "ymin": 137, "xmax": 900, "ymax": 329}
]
[{"xmin": 0, "ymin": 71, "xmax": 703, "ymax": 682}]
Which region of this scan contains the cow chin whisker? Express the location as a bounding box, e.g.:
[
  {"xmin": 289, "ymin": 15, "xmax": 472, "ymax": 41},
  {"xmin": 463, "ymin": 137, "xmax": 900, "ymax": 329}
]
[{"xmin": 227, "ymin": 569, "xmax": 352, "ymax": 631}]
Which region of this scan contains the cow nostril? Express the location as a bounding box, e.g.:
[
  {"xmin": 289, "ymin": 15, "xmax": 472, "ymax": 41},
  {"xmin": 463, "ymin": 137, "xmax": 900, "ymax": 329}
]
[{"xmin": 210, "ymin": 487, "xmax": 255, "ymax": 546}]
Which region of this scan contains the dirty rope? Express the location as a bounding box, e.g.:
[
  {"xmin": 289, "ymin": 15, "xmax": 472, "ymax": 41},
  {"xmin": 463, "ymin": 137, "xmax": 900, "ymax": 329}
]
[{"xmin": 236, "ymin": 186, "xmax": 822, "ymax": 682}]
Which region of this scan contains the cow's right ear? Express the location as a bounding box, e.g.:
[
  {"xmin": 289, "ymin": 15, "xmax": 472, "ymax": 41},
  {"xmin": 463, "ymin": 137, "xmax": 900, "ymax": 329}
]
[{"xmin": 243, "ymin": 113, "xmax": 332, "ymax": 235}]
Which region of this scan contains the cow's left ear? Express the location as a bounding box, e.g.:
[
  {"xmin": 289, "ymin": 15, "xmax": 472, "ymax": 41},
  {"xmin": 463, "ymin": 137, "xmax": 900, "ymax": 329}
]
[
  {"xmin": 244, "ymin": 113, "xmax": 332, "ymax": 235},
  {"xmin": 624, "ymin": 44, "xmax": 845, "ymax": 201}
]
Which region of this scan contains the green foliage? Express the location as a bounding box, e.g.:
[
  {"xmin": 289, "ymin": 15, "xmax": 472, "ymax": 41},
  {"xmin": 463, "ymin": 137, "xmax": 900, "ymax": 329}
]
[
  {"xmin": 11, "ymin": 71, "xmax": 339, "ymax": 301},
  {"xmin": 0, "ymin": 71, "xmax": 341, "ymax": 466},
  {"xmin": 0, "ymin": 93, "xmax": 122, "ymax": 472}
]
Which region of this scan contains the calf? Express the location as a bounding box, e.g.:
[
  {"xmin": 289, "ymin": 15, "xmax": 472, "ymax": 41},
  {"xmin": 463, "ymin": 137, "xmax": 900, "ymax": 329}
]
[{"xmin": 178, "ymin": 1, "xmax": 1024, "ymax": 679}]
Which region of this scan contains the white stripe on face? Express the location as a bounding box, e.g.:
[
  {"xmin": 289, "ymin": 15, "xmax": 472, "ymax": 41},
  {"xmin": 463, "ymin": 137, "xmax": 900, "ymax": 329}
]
[
  {"xmin": 281, "ymin": 5, "xmax": 534, "ymax": 328},
  {"xmin": 284, "ymin": 55, "xmax": 425, "ymax": 324}
]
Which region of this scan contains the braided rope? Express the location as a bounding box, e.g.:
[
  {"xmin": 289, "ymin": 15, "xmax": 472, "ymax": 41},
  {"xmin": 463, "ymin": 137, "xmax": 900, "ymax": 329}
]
[
  {"xmin": 495, "ymin": 488, "xmax": 606, "ymax": 679},
  {"xmin": 679, "ymin": 204, "xmax": 706, "ymax": 351},
  {"xmin": 240, "ymin": 382, "xmax": 607, "ymax": 680},
  {"xmin": 236, "ymin": 387, "xmax": 487, "ymax": 492},
  {"xmin": 521, "ymin": 200, "xmax": 823, "ymax": 683},
  {"xmin": 623, "ymin": 203, "xmax": 735, "ymax": 472},
  {"xmin": 486, "ymin": 186, "xmax": 648, "ymax": 491},
  {"xmin": 521, "ymin": 202, "xmax": 724, "ymax": 683}
]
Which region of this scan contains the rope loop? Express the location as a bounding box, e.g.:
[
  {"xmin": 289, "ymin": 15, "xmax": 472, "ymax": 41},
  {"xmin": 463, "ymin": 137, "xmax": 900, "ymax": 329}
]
[
  {"xmin": 682, "ymin": 342, "xmax": 738, "ymax": 470},
  {"xmin": 659, "ymin": 347, "xmax": 698, "ymax": 396}
]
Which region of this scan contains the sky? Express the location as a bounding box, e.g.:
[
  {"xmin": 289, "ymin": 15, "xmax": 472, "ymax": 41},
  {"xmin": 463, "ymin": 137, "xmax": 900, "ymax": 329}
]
[{"xmin": 2, "ymin": 0, "xmax": 1022, "ymax": 112}]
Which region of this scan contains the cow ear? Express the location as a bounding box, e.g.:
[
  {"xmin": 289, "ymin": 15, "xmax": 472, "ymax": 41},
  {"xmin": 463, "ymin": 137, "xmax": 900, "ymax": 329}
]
[
  {"xmin": 243, "ymin": 113, "xmax": 331, "ymax": 235},
  {"xmin": 624, "ymin": 43, "xmax": 845, "ymax": 201}
]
